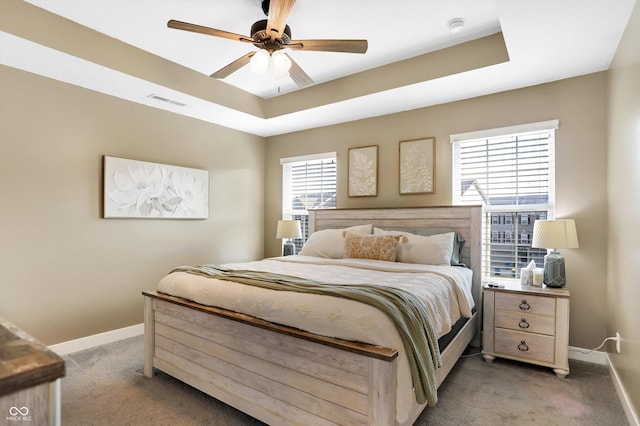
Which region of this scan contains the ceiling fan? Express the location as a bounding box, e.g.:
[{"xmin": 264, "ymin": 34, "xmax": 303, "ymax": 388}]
[{"xmin": 167, "ymin": 0, "xmax": 368, "ymax": 88}]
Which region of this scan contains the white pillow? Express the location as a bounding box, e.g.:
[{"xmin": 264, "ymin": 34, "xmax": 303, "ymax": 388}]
[
  {"xmin": 373, "ymin": 228, "xmax": 454, "ymax": 265},
  {"xmin": 300, "ymin": 224, "xmax": 372, "ymax": 258}
]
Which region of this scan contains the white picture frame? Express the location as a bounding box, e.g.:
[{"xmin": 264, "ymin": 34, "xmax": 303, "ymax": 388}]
[{"xmin": 103, "ymin": 156, "xmax": 209, "ymax": 219}]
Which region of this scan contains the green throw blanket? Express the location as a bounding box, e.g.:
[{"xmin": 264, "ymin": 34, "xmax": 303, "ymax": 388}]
[{"xmin": 171, "ymin": 264, "xmax": 442, "ymax": 406}]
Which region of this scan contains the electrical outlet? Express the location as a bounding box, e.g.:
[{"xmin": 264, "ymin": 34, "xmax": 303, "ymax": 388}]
[{"xmin": 616, "ymin": 332, "xmax": 621, "ymax": 353}]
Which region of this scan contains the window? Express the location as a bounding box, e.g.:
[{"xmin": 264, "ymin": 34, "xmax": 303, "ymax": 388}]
[
  {"xmin": 451, "ymin": 120, "xmax": 557, "ymax": 279},
  {"xmin": 281, "ymin": 152, "xmax": 337, "ymax": 252}
]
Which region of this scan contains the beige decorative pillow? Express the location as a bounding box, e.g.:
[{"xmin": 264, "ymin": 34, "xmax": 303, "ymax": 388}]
[
  {"xmin": 300, "ymin": 224, "xmax": 372, "ymax": 258},
  {"xmin": 374, "ymin": 228, "xmax": 455, "ymax": 265},
  {"xmin": 343, "ymin": 234, "xmax": 404, "ymax": 262}
]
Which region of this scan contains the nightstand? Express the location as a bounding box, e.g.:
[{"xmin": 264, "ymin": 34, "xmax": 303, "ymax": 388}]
[{"xmin": 482, "ymin": 282, "xmax": 570, "ymax": 378}]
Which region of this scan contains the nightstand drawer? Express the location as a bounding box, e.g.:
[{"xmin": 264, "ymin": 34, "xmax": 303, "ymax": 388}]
[
  {"xmin": 494, "ymin": 328, "xmax": 555, "ymax": 364},
  {"xmin": 495, "ymin": 311, "xmax": 556, "ymax": 335},
  {"xmin": 495, "ymin": 292, "xmax": 556, "ymax": 316}
]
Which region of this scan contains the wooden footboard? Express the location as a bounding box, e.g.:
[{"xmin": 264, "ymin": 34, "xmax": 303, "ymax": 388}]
[
  {"xmin": 144, "ymin": 291, "xmax": 400, "ymax": 426},
  {"xmin": 144, "ymin": 291, "xmax": 477, "ymax": 426}
]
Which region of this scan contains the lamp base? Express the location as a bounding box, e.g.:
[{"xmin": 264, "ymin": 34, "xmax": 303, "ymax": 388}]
[
  {"xmin": 543, "ymin": 250, "xmax": 566, "ymax": 288},
  {"xmin": 283, "ymin": 240, "xmax": 296, "ymax": 256}
]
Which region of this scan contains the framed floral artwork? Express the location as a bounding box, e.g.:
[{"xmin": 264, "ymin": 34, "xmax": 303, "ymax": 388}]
[
  {"xmin": 348, "ymin": 145, "xmax": 378, "ymax": 197},
  {"xmin": 399, "ymin": 137, "xmax": 435, "ymax": 194},
  {"xmin": 103, "ymin": 156, "xmax": 209, "ymax": 219}
]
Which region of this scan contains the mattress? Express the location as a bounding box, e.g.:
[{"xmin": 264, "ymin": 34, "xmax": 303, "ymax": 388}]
[{"xmin": 157, "ymin": 255, "xmax": 474, "ymax": 422}]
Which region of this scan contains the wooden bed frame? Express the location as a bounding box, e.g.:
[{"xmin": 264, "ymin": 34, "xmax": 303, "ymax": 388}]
[{"xmin": 143, "ymin": 206, "xmax": 482, "ymax": 425}]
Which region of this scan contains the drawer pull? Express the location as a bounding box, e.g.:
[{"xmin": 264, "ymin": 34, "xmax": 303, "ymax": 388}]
[
  {"xmin": 519, "ymin": 318, "xmax": 530, "ymax": 329},
  {"xmin": 518, "ymin": 340, "xmax": 529, "ymax": 352},
  {"xmin": 519, "ymin": 300, "xmax": 531, "ymax": 310}
]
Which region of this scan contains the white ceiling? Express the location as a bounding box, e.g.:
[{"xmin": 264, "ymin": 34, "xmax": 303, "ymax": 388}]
[{"xmin": 1, "ymin": 0, "xmax": 636, "ymax": 136}]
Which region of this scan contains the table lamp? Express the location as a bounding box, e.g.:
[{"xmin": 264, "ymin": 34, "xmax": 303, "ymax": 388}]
[
  {"xmin": 276, "ymin": 220, "xmax": 302, "ymax": 256},
  {"xmin": 532, "ymin": 219, "xmax": 579, "ymax": 288}
]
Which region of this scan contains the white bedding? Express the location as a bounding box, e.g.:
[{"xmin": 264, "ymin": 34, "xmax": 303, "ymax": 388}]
[{"xmin": 157, "ymin": 255, "xmax": 474, "ymax": 423}]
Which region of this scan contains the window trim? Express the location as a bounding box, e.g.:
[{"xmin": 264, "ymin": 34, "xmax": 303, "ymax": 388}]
[
  {"xmin": 450, "ymin": 120, "xmax": 559, "ymax": 144},
  {"xmin": 281, "ymin": 152, "xmax": 337, "ymax": 250},
  {"xmin": 280, "ymin": 152, "xmax": 337, "ymax": 165},
  {"xmin": 451, "ymin": 121, "xmax": 558, "ymax": 280},
  {"xmin": 451, "ymin": 120, "xmax": 558, "ymax": 214}
]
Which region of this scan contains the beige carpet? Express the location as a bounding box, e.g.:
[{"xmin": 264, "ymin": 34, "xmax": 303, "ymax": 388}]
[{"xmin": 61, "ymin": 336, "xmax": 628, "ymax": 425}]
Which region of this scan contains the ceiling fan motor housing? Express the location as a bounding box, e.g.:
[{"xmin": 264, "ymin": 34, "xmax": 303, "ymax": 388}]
[{"xmin": 250, "ymin": 19, "xmax": 292, "ymax": 50}]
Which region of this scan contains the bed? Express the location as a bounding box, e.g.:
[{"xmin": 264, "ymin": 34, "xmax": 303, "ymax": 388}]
[{"xmin": 143, "ymin": 206, "xmax": 482, "ymax": 425}]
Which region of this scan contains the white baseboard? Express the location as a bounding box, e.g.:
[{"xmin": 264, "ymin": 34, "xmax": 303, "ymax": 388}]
[
  {"xmin": 48, "ymin": 323, "xmax": 144, "ymax": 356},
  {"xmin": 607, "ymin": 353, "xmax": 640, "ymax": 426},
  {"xmin": 48, "ymin": 326, "xmax": 638, "ymax": 425},
  {"xmin": 568, "ymin": 345, "xmax": 609, "ymax": 365},
  {"xmin": 569, "ymin": 347, "xmax": 639, "ymax": 425}
]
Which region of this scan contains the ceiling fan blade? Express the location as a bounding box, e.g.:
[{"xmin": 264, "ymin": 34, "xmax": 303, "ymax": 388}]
[
  {"xmin": 286, "ymin": 54, "xmax": 313, "ymax": 88},
  {"xmin": 289, "ymin": 39, "xmax": 368, "ymax": 54},
  {"xmin": 266, "ymin": 0, "xmax": 296, "ymax": 41},
  {"xmin": 168, "ymin": 20, "xmax": 253, "ymax": 43},
  {"xmin": 210, "ymin": 52, "xmax": 256, "ymax": 79}
]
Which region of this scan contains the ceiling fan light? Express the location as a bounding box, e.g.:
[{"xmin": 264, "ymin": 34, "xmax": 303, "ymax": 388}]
[
  {"xmin": 271, "ymin": 50, "xmax": 292, "ymax": 79},
  {"xmin": 249, "ymin": 49, "xmax": 270, "ymax": 75}
]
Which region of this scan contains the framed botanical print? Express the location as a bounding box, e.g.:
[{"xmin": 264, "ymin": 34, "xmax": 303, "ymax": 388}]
[
  {"xmin": 399, "ymin": 137, "xmax": 435, "ymax": 194},
  {"xmin": 348, "ymin": 145, "xmax": 378, "ymax": 197}
]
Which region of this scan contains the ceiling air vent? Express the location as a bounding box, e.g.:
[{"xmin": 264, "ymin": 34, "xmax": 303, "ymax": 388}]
[{"xmin": 147, "ymin": 94, "xmax": 187, "ymax": 107}]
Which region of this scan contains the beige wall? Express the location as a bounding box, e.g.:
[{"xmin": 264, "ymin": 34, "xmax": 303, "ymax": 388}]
[
  {"xmin": 265, "ymin": 73, "xmax": 609, "ymax": 350},
  {"xmin": 607, "ymin": 1, "xmax": 640, "ymax": 419},
  {"xmin": 0, "ymin": 66, "xmax": 266, "ymax": 344},
  {"xmin": 1, "ymin": 8, "xmax": 635, "ymax": 418}
]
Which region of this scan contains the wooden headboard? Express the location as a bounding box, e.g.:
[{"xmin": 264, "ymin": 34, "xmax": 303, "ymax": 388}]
[{"xmin": 308, "ymin": 206, "xmax": 483, "ymax": 311}]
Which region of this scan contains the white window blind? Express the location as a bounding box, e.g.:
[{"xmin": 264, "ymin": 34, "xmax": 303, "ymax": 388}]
[
  {"xmin": 451, "ymin": 121, "xmax": 557, "ymax": 279},
  {"xmin": 281, "ymin": 153, "xmax": 336, "ymax": 250}
]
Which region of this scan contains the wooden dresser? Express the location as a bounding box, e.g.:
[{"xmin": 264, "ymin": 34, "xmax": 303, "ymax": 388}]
[
  {"xmin": 482, "ymin": 282, "xmax": 570, "ymax": 378},
  {"xmin": 0, "ymin": 318, "xmax": 65, "ymax": 425}
]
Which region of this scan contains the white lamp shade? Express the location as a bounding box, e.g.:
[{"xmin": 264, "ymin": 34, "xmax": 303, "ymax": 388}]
[
  {"xmin": 249, "ymin": 49, "xmax": 270, "ymax": 75},
  {"xmin": 276, "ymin": 220, "xmax": 301, "ymax": 239},
  {"xmin": 532, "ymin": 219, "xmax": 579, "ymax": 249},
  {"xmin": 249, "ymin": 49, "xmax": 291, "ymax": 79},
  {"xmin": 271, "ymin": 50, "xmax": 292, "ymax": 80}
]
